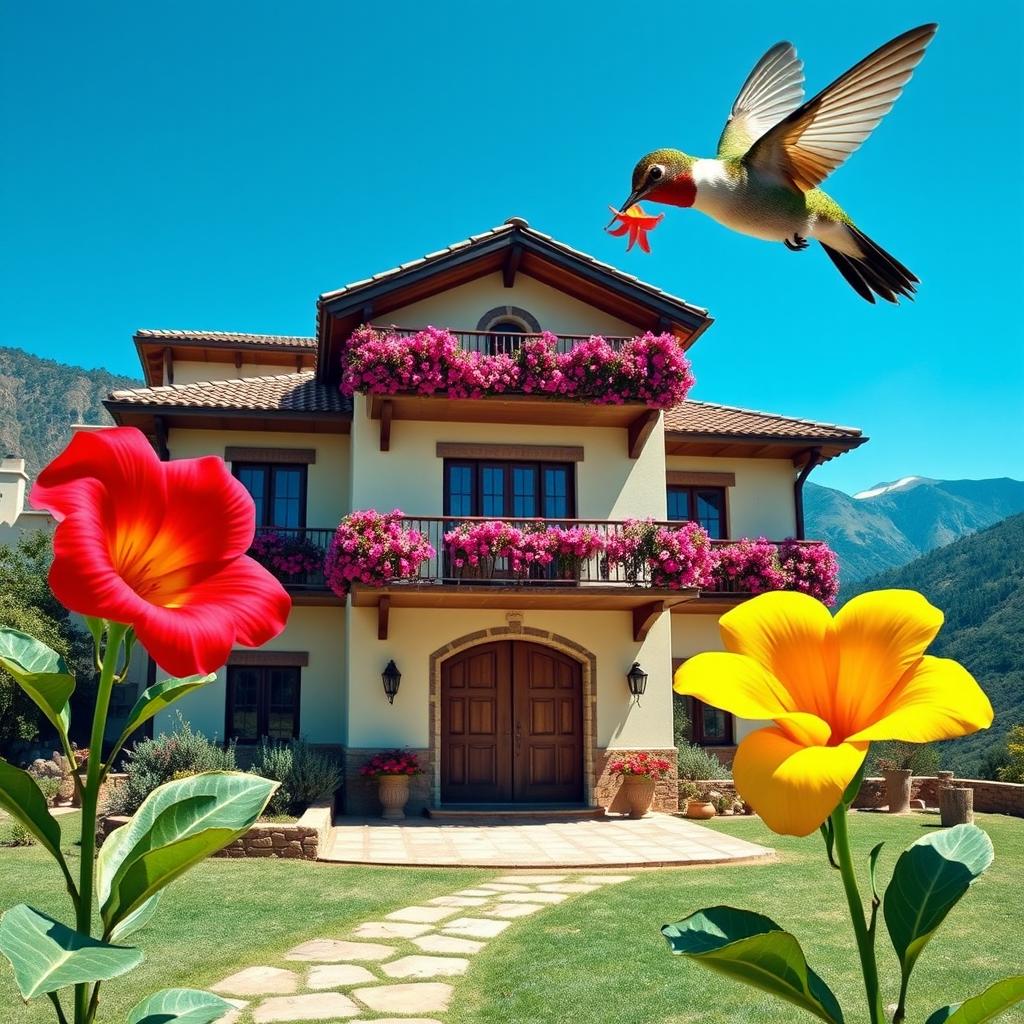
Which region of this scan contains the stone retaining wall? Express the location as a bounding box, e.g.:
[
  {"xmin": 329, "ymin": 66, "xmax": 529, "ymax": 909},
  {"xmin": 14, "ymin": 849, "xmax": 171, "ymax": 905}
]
[
  {"xmin": 596, "ymin": 748, "xmax": 680, "ymax": 814},
  {"xmin": 852, "ymin": 776, "xmax": 1024, "ymax": 817},
  {"xmin": 97, "ymin": 801, "xmax": 333, "ymax": 860}
]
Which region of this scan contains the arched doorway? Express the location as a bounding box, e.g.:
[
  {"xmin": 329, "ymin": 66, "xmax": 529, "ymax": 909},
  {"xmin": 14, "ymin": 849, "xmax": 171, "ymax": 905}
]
[{"xmin": 440, "ymin": 641, "xmax": 583, "ymax": 804}]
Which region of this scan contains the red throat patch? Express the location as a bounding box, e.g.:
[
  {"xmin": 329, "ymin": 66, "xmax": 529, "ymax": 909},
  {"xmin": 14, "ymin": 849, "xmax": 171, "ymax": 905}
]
[{"xmin": 646, "ymin": 175, "xmax": 696, "ymax": 209}]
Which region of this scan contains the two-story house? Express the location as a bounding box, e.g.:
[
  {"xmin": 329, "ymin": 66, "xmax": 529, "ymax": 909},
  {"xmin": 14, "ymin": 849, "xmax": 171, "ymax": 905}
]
[{"xmin": 103, "ymin": 218, "xmax": 865, "ymax": 815}]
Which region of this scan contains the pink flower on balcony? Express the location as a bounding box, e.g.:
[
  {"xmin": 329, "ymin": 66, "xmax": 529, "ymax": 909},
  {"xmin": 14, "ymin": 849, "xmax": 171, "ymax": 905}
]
[
  {"xmin": 777, "ymin": 539, "xmax": 840, "ymax": 605},
  {"xmin": 325, "ymin": 509, "xmax": 434, "ymax": 597}
]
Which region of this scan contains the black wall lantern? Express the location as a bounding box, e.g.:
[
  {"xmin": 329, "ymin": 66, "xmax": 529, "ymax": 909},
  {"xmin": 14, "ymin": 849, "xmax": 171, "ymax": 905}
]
[
  {"xmin": 626, "ymin": 661, "xmax": 648, "ymax": 705},
  {"xmin": 381, "ymin": 660, "xmax": 402, "ymax": 704}
]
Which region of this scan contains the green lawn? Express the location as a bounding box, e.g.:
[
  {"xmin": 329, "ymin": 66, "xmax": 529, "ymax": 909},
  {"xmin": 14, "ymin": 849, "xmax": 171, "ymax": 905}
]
[{"xmin": 1, "ymin": 811, "xmax": 1022, "ymax": 1024}]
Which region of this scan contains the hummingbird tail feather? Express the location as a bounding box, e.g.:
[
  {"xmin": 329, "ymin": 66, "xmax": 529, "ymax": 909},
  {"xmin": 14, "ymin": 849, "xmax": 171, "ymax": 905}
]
[{"xmin": 820, "ymin": 226, "xmax": 919, "ymax": 305}]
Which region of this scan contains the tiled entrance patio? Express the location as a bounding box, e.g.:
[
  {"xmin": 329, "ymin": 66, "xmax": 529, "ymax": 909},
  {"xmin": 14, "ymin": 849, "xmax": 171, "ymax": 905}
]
[{"xmin": 321, "ymin": 813, "xmax": 773, "ymax": 867}]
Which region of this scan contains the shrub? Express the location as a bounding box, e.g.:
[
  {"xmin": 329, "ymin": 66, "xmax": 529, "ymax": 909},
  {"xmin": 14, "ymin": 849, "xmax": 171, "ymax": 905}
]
[
  {"xmin": 106, "ymin": 714, "xmax": 236, "ymax": 817},
  {"xmin": 672, "ymin": 694, "xmax": 691, "ymax": 750},
  {"xmin": 249, "ymin": 738, "xmax": 343, "ymax": 815},
  {"xmin": 1, "ymin": 822, "xmax": 34, "ymax": 847},
  {"xmin": 997, "ymin": 725, "xmax": 1024, "ymax": 783},
  {"xmin": 360, "ymin": 750, "xmax": 423, "ymax": 777},
  {"xmin": 868, "ymin": 740, "xmax": 940, "ymax": 776},
  {"xmin": 606, "ymin": 751, "xmax": 674, "ymax": 779},
  {"xmin": 677, "ymin": 742, "xmax": 729, "ymax": 781},
  {"xmin": 35, "ymin": 776, "xmax": 60, "ymax": 806}
]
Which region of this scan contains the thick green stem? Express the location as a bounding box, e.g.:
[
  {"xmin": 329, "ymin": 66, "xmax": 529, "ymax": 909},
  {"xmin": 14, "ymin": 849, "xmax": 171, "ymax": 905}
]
[
  {"xmin": 831, "ymin": 807, "xmax": 885, "ymax": 1024},
  {"xmin": 74, "ymin": 622, "xmax": 128, "ymax": 1024}
]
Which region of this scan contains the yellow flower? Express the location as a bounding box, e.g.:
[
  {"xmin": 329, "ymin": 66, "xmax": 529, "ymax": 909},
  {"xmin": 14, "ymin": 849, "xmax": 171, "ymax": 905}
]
[{"xmin": 674, "ymin": 590, "xmax": 993, "ymax": 837}]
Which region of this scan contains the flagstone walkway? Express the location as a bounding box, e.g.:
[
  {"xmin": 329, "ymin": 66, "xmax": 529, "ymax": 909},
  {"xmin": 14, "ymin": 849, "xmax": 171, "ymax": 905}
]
[
  {"xmin": 321, "ymin": 812, "xmax": 773, "ymax": 867},
  {"xmin": 210, "ymin": 871, "xmax": 650, "ymax": 1023}
]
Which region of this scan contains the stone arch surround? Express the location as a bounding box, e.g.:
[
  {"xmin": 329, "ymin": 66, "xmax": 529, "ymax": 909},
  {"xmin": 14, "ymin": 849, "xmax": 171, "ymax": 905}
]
[{"xmin": 428, "ymin": 626, "xmax": 598, "ymax": 808}]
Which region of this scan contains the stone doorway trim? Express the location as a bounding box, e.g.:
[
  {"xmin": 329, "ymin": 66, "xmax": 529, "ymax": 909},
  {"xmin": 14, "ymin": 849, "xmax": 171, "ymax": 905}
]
[{"xmin": 428, "ymin": 627, "xmax": 598, "ymax": 809}]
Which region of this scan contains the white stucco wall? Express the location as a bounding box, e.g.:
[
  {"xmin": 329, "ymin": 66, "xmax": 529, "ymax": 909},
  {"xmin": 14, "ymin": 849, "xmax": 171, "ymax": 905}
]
[
  {"xmin": 170, "ymin": 360, "xmax": 305, "ymax": 386},
  {"xmin": 671, "ymin": 612, "xmax": 765, "ymax": 743},
  {"xmin": 349, "ymin": 395, "xmax": 667, "ymax": 521},
  {"xmin": 381, "ymin": 272, "xmax": 642, "ymax": 337},
  {"xmin": 167, "ymin": 428, "xmax": 351, "ymax": 526},
  {"xmin": 152, "ymin": 606, "xmax": 346, "ymax": 745},
  {"xmin": 666, "ymin": 454, "xmax": 797, "ymax": 539},
  {"xmin": 345, "ymin": 605, "xmax": 674, "ymax": 751}
]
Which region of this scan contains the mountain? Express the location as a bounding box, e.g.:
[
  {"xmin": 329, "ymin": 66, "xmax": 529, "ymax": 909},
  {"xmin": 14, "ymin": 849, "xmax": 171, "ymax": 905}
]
[
  {"xmin": 0, "ymin": 347, "xmax": 141, "ymax": 478},
  {"xmin": 841, "ymin": 513, "xmax": 1024, "ymax": 778},
  {"xmin": 806, "ymin": 476, "xmax": 1024, "ymax": 582}
]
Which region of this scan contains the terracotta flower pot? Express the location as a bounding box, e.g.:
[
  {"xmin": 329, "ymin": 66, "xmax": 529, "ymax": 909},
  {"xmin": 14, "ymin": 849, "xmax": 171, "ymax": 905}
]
[
  {"xmin": 454, "ymin": 555, "xmax": 496, "ymax": 581},
  {"xmin": 620, "ymin": 774, "xmax": 656, "ymax": 819},
  {"xmin": 883, "ymin": 768, "xmax": 913, "ymax": 814},
  {"xmin": 378, "ymin": 773, "xmax": 411, "ymax": 820},
  {"xmin": 685, "ymin": 799, "xmax": 717, "ymax": 820}
]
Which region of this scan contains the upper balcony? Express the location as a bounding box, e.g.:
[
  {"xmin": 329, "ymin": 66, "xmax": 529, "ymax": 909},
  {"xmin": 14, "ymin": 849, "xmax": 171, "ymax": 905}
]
[
  {"xmin": 341, "ymin": 325, "xmax": 694, "ymax": 457},
  {"xmin": 251, "ymin": 519, "xmax": 838, "ymax": 634}
]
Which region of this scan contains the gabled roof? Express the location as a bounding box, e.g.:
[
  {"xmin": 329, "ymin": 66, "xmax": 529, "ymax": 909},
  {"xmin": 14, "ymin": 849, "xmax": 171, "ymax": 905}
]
[
  {"xmin": 665, "ymin": 399, "xmax": 866, "ymax": 462},
  {"xmin": 316, "ymin": 217, "xmax": 714, "ymax": 384},
  {"xmin": 133, "ymin": 330, "xmax": 317, "ymax": 387}
]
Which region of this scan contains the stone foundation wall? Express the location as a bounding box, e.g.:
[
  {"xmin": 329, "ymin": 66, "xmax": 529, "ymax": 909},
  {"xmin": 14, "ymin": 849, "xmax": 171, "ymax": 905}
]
[
  {"xmin": 97, "ymin": 801, "xmax": 333, "ymax": 860},
  {"xmin": 343, "ymin": 748, "xmax": 432, "ymax": 817},
  {"xmin": 596, "ymin": 748, "xmax": 679, "ymax": 814},
  {"xmin": 852, "ymin": 776, "xmax": 1023, "ymax": 817}
]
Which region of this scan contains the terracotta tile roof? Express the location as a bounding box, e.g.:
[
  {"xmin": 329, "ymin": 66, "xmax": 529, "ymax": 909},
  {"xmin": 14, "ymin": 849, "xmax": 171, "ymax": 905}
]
[
  {"xmin": 665, "ymin": 399, "xmax": 863, "ymax": 441},
  {"xmin": 135, "ymin": 328, "xmax": 317, "ymax": 349},
  {"xmin": 319, "ymin": 218, "xmax": 709, "ymax": 318},
  {"xmin": 107, "ymin": 371, "xmax": 349, "ymax": 414}
]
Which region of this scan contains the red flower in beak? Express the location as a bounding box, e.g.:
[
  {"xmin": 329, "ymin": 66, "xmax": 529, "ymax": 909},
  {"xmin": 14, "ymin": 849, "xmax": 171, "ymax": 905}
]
[
  {"xmin": 606, "ymin": 204, "xmax": 664, "ymax": 253},
  {"xmin": 31, "ymin": 427, "xmax": 291, "ymax": 676}
]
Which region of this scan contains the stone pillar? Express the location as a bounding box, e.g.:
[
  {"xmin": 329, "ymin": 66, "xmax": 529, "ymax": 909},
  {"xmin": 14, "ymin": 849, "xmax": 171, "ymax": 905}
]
[
  {"xmin": 940, "ymin": 786, "xmax": 974, "ymax": 827},
  {"xmin": 0, "ymin": 458, "xmax": 28, "ymax": 526}
]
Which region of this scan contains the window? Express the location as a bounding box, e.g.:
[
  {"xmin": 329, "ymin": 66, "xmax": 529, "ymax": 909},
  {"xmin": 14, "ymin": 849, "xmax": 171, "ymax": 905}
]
[
  {"xmin": 679, "ymin": 696, "xmax": 734, "ymax": 746},
  {"xmin": 487, "ymin": 319, "xmax": 529, "ymax": 355},
  {"xmin": 226, "ymin": 665, "xmax": 301, "ymax": 742},
  {"xmin": 667, "ymin": 485, "xmax": 727, "ymax": 539},
  {"xmin": 444, "ymin": 460, "xmax": 575, "ymax": 519},
  {"xmin": 234, "ymin": 464, "xmax": 307, "ymax": 529}
]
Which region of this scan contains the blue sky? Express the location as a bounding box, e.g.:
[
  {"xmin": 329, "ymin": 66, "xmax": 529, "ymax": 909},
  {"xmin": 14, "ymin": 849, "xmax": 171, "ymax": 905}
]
[{"xmin": 2, "ymin": 2, "xmax": 1021, "ymax": 493}]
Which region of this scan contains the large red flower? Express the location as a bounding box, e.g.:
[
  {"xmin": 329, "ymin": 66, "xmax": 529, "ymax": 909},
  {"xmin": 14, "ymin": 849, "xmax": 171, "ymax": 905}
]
[{"xmin": 31, "ymin": 427, "xmax": 291, "ymax": 676}]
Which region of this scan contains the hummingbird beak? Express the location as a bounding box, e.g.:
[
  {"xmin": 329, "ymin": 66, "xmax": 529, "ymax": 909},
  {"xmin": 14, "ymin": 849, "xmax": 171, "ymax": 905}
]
[{"xmin": 606, "ymin": 187, "xmax": 648, "ymax": 228}]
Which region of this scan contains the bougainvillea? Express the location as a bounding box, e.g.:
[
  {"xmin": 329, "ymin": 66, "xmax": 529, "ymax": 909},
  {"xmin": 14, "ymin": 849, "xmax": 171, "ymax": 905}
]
[
  {"xmin": 547, "ymin": 524, "xmax": 606, "ymax": 577},
  {"xmin": 249, "ymin": 530, "xmax": 325, "ymax": 580},
  {"xmin": 360, "ymin": 749, "xmax": 423, "ymax": 777},
  {"xmin": 340, "ymin": 328, "xmax": 694, "ymax": 409},
  {"xmin": 607, "ymin": 750, "xmax": 674, "ymax": 779},
  {"xmin": 443, "ymin": 520, "xmax": 523, "ymax": 577},
  {"xmin": 605, "ymin": 519, "xmax": 716, "ymax": 589},
  {"xmin": 325, "ymin": 509, "xmax": 434, "ymax": 596},
  {"xmin": 711, "ymin": 537, "xmax": 789, "ymax": 595},
  {"xmin": 778, "ymin": 539, "xmax": 841, "ymax": 606}
]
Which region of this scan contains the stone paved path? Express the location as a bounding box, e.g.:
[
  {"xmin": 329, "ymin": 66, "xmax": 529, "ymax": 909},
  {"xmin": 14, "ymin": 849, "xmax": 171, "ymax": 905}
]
[
  {"xmin": 210, "ymin": 871, "xmax": 646, "ymax": 1023},
  {"xmin": 322, "ymin": 812, "xmax": 774, "ymax": 867}
]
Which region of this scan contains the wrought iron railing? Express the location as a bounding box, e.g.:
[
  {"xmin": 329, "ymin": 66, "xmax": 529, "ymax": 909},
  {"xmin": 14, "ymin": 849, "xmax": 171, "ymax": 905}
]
[
  {"xmin": 254, "ymin": 520, "xmax": 827, "ymax": 595},
  {"xmin": 369, "ymin": 325, "xmax": 634, "ymax": 357}
]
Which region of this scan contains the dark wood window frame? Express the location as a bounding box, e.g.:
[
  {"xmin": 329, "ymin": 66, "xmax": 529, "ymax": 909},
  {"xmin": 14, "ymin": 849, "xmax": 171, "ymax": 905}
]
[
  {"xmin": 232, "ymin": 462, "xmax": 309, "ymax": 529},
  {"xmin": 667, "ymin": 484, "xmax": 728, "ymax": 539},
  {"xmin": 225, "ymin": 664, "xmax": 302, "ymax": 743},
  {"xmin": 673, "ymin": 659, "xmax": 734, "ymax": 746},
  {"xmin": 443, "ymin": 459, "xmax": 577, "ymax": 519}
]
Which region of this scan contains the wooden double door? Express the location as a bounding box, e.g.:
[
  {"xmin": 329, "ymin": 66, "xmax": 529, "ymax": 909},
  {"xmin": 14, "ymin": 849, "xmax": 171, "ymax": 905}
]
[{"xmin": 441, "ymin": 641, "xmax": 583, "ymax": 804}]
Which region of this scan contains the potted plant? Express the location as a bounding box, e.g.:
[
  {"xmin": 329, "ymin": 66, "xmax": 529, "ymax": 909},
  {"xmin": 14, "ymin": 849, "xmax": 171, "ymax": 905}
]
[
  {"xmin": 360, "ymin": 749, "xmax": 423, "ymax": 820},
  {"xmin": 679, "ymin": 781, "xmax": 718, "ymax": 820},
  {"xmin": 607, "ymin": 751, "xmax": 673, "ymax": 819},
  {"xmin": 873, "ymin": 741, "xmax": 939, "ymax": 814},
  {"xmin": 443, "ymin": 520, "xmax": 522, "ymax": 581}
]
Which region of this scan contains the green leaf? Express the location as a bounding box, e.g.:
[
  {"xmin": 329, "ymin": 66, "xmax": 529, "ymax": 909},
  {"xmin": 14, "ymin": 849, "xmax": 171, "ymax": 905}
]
[
  {"xmin": 0, "ymin": 628, "xmax": 75, "ymax": 739},
  {"xmin": 0, "ymin": 758, "xmax": 67, "ymax": 869},
  {"xmin": 83, "ymin": 616, "xmax": 106, "ymax": 650},
  {"xmin": 842, "ymin": 756, "xmax": 869, "ymax": 806},
  {"xmin": 127, "ymin": 988, "xmax": 233, "ymax": 1024},
  {"xmin": 0, "ymin": 904, "xmax": 142, "ymax": 1000},
  {"xmin": 98, "ymin": 771, "xmax": 277, "ymax": 929},
  {"xmin": 109, "ymin": 893, "xmax": 162, "ymax": 943},
  {"xmin": 112, "ymin": 674, "xmax": 216, "ymax": 752},
  {"xmin": 884, "ymin": 824, "xmax": 994, "ymax": 994},
  {"xmin": 925, "ymin": 976, "xmax": 1024, "ymax": 1024},
  {"xmin": 663, "ymin": 905, "xmax": 844, "ymax": 1023},
  {"xmin": 820, "ymin": 819, "xmax": 839, "ymax": 870},
  {"xmin": 868, "ymin": 843, "xmax": 884, "ymax": 906}
]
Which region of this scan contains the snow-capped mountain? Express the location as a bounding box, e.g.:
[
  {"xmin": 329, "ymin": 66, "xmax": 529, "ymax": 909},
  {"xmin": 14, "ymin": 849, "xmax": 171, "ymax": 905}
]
[{"xmin": 805, "ymin": 476, "xmax": 1024, "ymax": 582}]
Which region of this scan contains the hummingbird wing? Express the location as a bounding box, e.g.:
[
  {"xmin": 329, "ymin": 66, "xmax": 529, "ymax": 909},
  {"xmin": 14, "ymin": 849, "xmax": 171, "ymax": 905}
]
[
  {"xmin": 744, "ymin": 23, "xmax": 937, "ymax": 192},
  {"xmin": 717, "ymin": 42, "xmax": 805, "ymax": 161}
]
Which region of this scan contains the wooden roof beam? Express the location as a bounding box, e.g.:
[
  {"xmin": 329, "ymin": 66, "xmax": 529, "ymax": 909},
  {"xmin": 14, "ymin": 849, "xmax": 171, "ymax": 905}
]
[
  {"xmin": 628, "ymin": 409, "xmax": 660, "ymax": 459},
  {"xmin": 633, "ymin": 600, "xmax": 665, "ymax": 642}
]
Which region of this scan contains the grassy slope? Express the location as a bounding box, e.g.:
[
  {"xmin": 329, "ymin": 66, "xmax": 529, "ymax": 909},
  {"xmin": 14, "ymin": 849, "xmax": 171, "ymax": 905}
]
[{"xmin": 2, "ymin": 812, "xmax": 1021, "ymax": 1024}]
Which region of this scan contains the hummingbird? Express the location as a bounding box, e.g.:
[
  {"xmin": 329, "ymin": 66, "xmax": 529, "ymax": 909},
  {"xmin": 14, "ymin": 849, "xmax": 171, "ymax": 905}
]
[{"xmin": 616, "ymin": 24, "xmax": 937, "ymax": 303}]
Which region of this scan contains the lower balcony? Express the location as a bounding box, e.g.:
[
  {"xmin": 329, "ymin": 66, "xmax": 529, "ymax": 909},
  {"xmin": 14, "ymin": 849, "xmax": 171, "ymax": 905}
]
[{"xmin": 251, "ymin": 520, "xmax": 839, "ymax": 624}]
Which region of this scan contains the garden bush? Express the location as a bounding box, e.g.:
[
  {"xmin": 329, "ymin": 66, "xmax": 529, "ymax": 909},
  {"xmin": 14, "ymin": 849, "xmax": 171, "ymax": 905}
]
[
  {"xmin": 677, "ymin": 741, "xmax": 730, "ymax": 781},
  {"xmin": 106, "ymin": 714, "xmax": 236, "ymax": 816},
  {"xmin": 250, "ymin": 738, "xmax": 342, "ymax": 815},
  {"xmin": 866, "ymin": 740, "xmax": 940, "ymax": 776}
]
